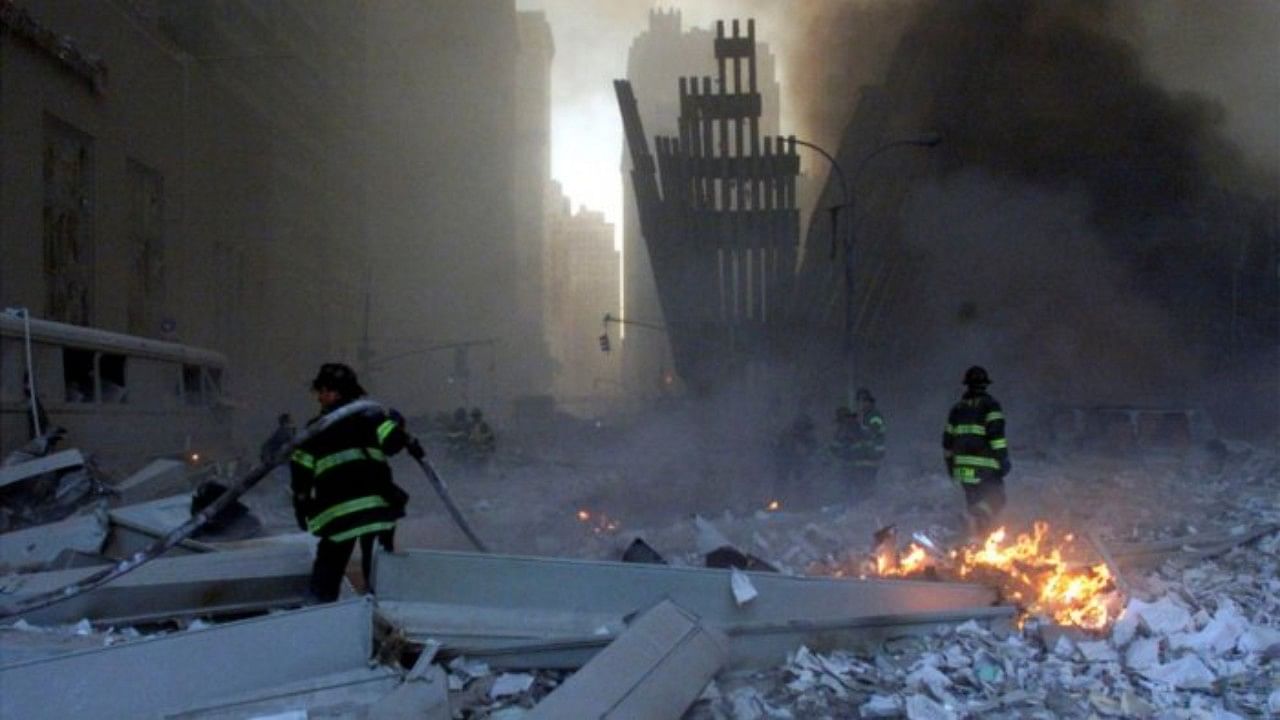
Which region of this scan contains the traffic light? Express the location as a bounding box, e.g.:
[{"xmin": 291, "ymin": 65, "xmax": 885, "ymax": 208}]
[{"xmin": 598, "ymin": 333, "xmax": 611, "ymax": 353}]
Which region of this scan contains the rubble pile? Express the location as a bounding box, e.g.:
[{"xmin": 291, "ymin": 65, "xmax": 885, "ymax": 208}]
[{"xmin": 688, "ymin": 529, "xmax": 1279, "ymax": 719}]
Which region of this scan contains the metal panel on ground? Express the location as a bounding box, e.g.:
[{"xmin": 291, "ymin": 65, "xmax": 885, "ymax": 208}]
[
  {"xmin": 7, "ymin": 543, "xmax": 313, "ymax": 626},
  {"xmin": 0, "ymin": 598, "xmax": 373, "ymax": 720},
  {"xmin": 373, "ymin": 549, "xmax": 999, "ymax": 646},
  {"xmin": 0, "ymin": 449, "xmax": 85, "ymax": 488},
  {"xmin": 165, "ymin": 667, "xmax": 401, "ymax": 720},
  {"xmin": 447, "ymin": 606, "xmax": 1016, "ymax": 671},
  {"xmin": 526, "ymin": 600, "xmax": 728, "ymax": 719},
  {"xmin": 103, "ymin": 494, "xmax": 215, "ymax": 558},
  {"xmin": 0, "ymin": 511, "xmax": 108, "ymax": 571}
]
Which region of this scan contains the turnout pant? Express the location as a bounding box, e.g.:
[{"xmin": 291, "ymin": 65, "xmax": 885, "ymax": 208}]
[
  {"xmin": 309, "ymin": 528, "xmax": 396, "ymax": 603},
  {"xmin": 961, "ymin": 478, "xmax": 1006, "ymax": 537}
]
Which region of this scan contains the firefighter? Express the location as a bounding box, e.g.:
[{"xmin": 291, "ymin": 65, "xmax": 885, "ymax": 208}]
[
  {"xmin": 466, "ymin": 408, "xmax": 496, "ymax": 466},
  {"xmin": 290, "ymin": 363, "xmax": 421, "ymax": 602},
  {"xmin": 850, "ymin": 388, "xmax": 886, "ymax": 485},
  {"xmin": 943, "ymin": 366, "xmax": 1010, "ymax": 538}
]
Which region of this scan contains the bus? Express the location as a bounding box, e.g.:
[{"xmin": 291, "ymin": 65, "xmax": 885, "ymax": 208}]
[{"xmin": 1, "ymin": 311, "xmax": 233, "ymax": 474}]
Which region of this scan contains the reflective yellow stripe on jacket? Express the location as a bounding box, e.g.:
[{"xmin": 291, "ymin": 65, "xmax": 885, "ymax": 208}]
[
  {"xmin": 314, "ymin": 447, "xmax": 386, "ymax": 476},
  {"xmin": 376, "ymin": 419, "xmax": 398, "ymax": 445},
  {"xmin": 307, "ymin": 495, "xmax": 391, "ymax": 534}
]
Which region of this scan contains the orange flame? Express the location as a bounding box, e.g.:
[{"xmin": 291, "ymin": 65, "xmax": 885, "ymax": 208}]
[
  {"xmin": 857, "ymin": 521, "xmax": 1118, "ymax": 630},
  {"xmin": 766, "ymin": 500, "xmax": 781, "ymax": 512}
]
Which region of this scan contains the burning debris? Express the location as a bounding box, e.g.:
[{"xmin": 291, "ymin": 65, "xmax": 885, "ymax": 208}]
[{"xmin": 850, "ymin": 522, "xmax": 1120, "ymax": 631}]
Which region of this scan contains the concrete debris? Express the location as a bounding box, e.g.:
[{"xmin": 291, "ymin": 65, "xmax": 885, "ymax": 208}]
[
  {"xmin": 365, "ymin": 651, "xmax": 450, "ymax": 720},
  {"xmin": 114, "ymin": 458, "xmax": 189, "ymax": 505},
  {"xmin": 490, "ymin": 672, "xmax": 535, "ymax": 699},
  {"xmin": 526, "ymin": 600, "xmax": 728, "ymax": 719},
  {"xmin": 730, "ymin": 567, "xmax": 758, "ymax": 606},
  {"xmin": 686, "ymin": 522, "xmax": 1279, "ymax": 719},
  {"xmin": 620, "ymin": 536, "xmax": 667, "ymax": 564}
]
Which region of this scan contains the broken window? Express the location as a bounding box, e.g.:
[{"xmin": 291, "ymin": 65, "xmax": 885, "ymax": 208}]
[
  {"xmin": 182, "ymin": 364, "xmax": 204, "ymax": 406},
  {"xmin": 43, "ymin": 115, "xmax": 95, "ymax": 326},
  {"xmin": 126, "ymin": 160, "xmax": 165, "ymax": 335},
  {"xmin": 98, "ymin": 352, "xmax": 127, "ymax": 404},
  {"xmin": 63, "ymin": 348, "xmax": 95, "ymax": 402},
  {"xmin": 204, "ymin": 367, "xmax": 223, "ymax": 402}
]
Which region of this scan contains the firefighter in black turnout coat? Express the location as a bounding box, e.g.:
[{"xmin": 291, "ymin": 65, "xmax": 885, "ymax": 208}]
[
  {"xmin": 291, "ymin": 363, "xmax": 419, "ymax": 602},
  {"xmin": 942, "ymin": 366, "xmax": 1010, "ymax": 538}
]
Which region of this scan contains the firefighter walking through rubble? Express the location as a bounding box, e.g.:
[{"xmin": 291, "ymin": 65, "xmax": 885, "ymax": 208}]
[
  {"xmin": 290, "ymin": 363, "xmax": 422, "ymax": 602},
  {"xmin": 943, "ymin": 366, "xmax": 1010, "ymax": 538}
]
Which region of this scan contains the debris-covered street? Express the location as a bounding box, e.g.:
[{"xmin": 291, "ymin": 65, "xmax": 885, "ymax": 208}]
[{"xmin": 2, "ymin": 0, "xmax": 1277, "ymax": 717}]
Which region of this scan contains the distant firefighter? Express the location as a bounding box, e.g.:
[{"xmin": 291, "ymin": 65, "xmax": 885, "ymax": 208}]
[
  {"xmin": 942, "ymin": 366, "xmax": 1010, "ymax": 538},
  {"xmin": 849, "ymin": 387, "xmax": 886, "ymax": 485}
]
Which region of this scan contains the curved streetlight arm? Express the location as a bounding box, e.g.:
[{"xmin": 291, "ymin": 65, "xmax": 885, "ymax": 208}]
[
  {"xmin": 791, "ymin": 138, "xmax": 850, "ymax": 208},
  {"xmin": 852, "ymin": 133, "xmax": 942, "ymax": 186},
  {"xmin": 373, "ymin": 337, "xmax": 500, "ymax": 367},
  {"xmin": 602, "ymin": 313, "xmax": 668, "ymax": 333}
]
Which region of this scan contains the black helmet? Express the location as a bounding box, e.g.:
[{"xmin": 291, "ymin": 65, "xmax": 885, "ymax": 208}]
[
  {"xmin": 470, "ymin": 408, "xmax": 483, "ymax": 419},
  {"xmin": 311, "ymin": 363, "xmax": 365, "ymax": 398},
  {"xmin": 963, "ymin": 365, "xmax": 991, "ymax": 387},
  {"xmin": 855, "ymin": 387, "xmax": 874, "ymax": 403}
]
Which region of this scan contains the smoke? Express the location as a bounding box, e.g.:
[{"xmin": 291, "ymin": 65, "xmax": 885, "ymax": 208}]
[{"xmin": 779, "ymin": 0, "xmax": 1278, "ymax": 438}]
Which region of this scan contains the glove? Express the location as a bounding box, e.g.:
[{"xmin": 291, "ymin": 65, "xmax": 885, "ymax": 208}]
[{"xmin": 406, "ymin": 437, "xmax": 426, "ymax": 460}]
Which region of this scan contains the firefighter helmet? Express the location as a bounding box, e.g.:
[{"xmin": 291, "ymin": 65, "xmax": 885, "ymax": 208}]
[
  {"xmin": 963, "ymin": 365, "xmax": 991, "ymax": 387},
  {"xmin": 311, "ymin": 363, "xmax": 366, "ymax": 398},
  {"xmin": 855, "ymin": 387, "xmax": 874, "ymax": 403}
]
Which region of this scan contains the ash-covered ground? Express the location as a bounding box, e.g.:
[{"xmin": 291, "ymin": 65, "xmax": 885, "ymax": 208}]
[{"xmin": 243, "ymin": 404, "xmax": 1278, "ymax": 719}]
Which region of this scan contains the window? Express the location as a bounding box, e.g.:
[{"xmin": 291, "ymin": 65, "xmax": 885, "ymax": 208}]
[
  {"xmin": 43, "ymin": 115, "xmax": 96, "ymax": 325},
  {"xmin": 183, "ymin": 364, "xmax": 204, "ymax": 406},
  {"xmin": 63, "ymin": 348, "xmax": 95, "ymax": 402},
  {"xmin": 99, "ymin": 353, "xmax": 127, "ymax": 403}
]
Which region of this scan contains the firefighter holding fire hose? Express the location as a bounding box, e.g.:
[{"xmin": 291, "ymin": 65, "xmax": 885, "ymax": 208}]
[{"xmin": 290, "ymin": 363, "xmax": 423, "ymax": 602}]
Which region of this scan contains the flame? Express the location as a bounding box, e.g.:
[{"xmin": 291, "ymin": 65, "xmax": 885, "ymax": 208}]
[
  {"xmin": 766, "ymin": 500, "xmax": 781, "ymax": 512},
  {"xmin": 951, "ymin": 522, "xmax": 1116, "ymax": 629},
  {"xmin": 850, "ymin": 521, "xmax": 1118, "ymax": 630},
  {"xmin": 576, "ymin": 509, "xmax": 590, "ymax": 522}
]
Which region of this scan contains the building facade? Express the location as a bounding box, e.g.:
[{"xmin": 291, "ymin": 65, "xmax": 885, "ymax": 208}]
[{"xmin": 545, "ymin": 182, "xmax": 620, "ymax": 411}]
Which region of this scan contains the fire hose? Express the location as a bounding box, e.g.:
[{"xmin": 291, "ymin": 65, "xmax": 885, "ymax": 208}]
[{"xmin": 0, "ymin": 398, "xmax": 488, "ymax": 619}]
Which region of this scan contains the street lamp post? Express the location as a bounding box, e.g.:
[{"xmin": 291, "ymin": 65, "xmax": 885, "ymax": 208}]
[{"xmin": 793, "ymin": 133, "xmax": 941, "ymax": 404}]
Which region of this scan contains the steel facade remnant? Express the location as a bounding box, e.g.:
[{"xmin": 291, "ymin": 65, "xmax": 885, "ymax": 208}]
[
  {"xmin": 8, "ymin": 544, "xmax": 313, "ymax": 626},
  {"xmin": 616, "ymin": 18, "xmax": 801, "ymax": 393},
  {"xmin": 526, "ymin": 600, "xmax": 728, "ymax": 719},
  {"xmin": 0, "ymin": 598, "xmax": 374, "ymax": 720},
  {"xmin": 373, "ymin": 550, "xmax": 999, "ymax": 650}
]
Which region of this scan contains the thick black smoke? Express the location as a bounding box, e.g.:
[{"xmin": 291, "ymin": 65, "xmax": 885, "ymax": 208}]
[{"xmin": 789, "ymin": 0, "xmax": 1277, "ymax": 438}]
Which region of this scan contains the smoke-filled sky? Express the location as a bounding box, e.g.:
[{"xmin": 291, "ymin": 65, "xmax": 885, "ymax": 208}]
[{"xmin": 518, "ymin": 0, "xmax": 1277, "ymax": 243}]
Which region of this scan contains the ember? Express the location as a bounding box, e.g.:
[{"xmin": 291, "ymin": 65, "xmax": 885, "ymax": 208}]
[{"xmin": 574, "ymin": 508, "xmax": 621, "ymax": 534}]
